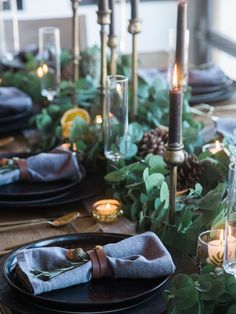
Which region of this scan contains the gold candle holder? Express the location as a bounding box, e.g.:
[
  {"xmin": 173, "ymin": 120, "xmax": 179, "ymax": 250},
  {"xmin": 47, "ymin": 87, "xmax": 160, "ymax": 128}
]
[
  {"xmin": 71, "ymin": 0, "xmax": 80, "ymax": 83},
  {"xmin": 97, "ymin": 8, "xmax": 111, "ymax": 114},
  {"xmin": 107, "ymin": 34, "xmax": 118, "ymax": 75},
  {"xmin": 92, "ymin": 199, "xmax": 122, "ymax": 223},
  {"xmin": 128, "ymin": 18, "xmax": 141, "ymax": 121}
]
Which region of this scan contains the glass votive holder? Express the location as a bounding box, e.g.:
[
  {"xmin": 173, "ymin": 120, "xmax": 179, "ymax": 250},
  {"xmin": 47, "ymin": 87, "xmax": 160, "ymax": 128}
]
[
  {"xmin": 92, "ymin": 199, "xmax": 122, "ymax": 223},
  {"xmin": 197, "ymin": 229, "xmax": 225, "ymax": 269},
  {"xmin": 202, "ymin": 141, "xmax": 224, "ymax": 155}
]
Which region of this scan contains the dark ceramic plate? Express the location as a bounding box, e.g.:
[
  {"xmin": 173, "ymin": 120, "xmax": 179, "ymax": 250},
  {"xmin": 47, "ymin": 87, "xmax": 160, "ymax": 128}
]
[
  {"xmin": 0, "ymin": 172, "xmax": 104, "ymax": 207},
  {"xmin": 3, "ymin": 233, "xmax": 169, "ymax": 313},
  {"xmin": 0, "ymin": 177, "xmax": 81, "ymax": 200}
]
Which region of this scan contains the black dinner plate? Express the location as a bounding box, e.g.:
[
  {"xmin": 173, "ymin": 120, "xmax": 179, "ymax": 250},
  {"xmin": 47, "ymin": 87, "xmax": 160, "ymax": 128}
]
[
  {"xmin": 3, "ymin": 233, "xmax": 170, "ymax": 313},
  {"xmin": 0, "ymin": 105, "xmax": 32, "ymax": 124},
  {"xmin": 0, "ymin": 177, "xmax": 81, "ymax": 200},
  {"xmin": 0, "ymin": 172, "xmax": 104, "ymax": 208}
]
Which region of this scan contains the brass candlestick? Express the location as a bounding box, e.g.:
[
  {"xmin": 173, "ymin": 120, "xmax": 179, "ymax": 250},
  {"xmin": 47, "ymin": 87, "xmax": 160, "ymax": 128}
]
[
  {"xmin": 128, "ymin": 18, "xmax": 141, "ymax": 121},
  {"xmin": 71, "ymin": 0, "xmax": 80, "ymax": 82},
  {"xmin": 97, "ymin": 8, "xmax": 111, "ymax": 114},
  {"xmin": 164, "ymin": 145, "xmax": 185, "ymax": 225},
  {"xmin": 107, "ymin": 34, "xmax": 118, "ymax": 75}
]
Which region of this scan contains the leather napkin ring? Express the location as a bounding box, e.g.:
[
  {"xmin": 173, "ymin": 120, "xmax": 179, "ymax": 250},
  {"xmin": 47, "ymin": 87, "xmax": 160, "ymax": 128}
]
[
  {"xmin": 15, "ymin": 159, "xmax": 29, "ymax": 181},
  {"xmin": 87, "ymin": 246, "xmax": 112, "ymax": 279}
]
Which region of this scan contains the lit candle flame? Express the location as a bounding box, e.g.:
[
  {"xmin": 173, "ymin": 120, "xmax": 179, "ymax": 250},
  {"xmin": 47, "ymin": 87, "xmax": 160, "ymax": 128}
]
[
  {"xmin": 172, "ymin": 64, "xmax": 179, "ymax": 90},
  {"xmin": 215, "ymin": 140, "xmax": 221, "ymax": 151},
  {"xmin": 42, "ymin": 64, "xmax": 48, "ymax": 74},
  {"xmin": 95, "ymin": 115, "xmax": 103, "ymax": 124},
  {"xmin": 220, "ymin": 229, "xmax": 224, "ymax": 246},
  {"xmin": 116, "ymin": 83, "xmax": 122, "ymax": 96},
  {"xmin": 61, "ymin": 143, "xmax": 71, "ymax": 150},
  {"xmin": 73, "ymin": 143, "xmax": 77, "ymax": 152},
  {"xmin": 105, "ymin": 203, "xmax": 111, "ymax": 210},
  {"xmin": 37, "ymin": 66, "xmax": 44, "ymax": 78}
]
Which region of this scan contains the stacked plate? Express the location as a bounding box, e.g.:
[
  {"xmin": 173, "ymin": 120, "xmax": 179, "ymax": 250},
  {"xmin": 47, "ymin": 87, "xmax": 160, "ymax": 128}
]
[
  {"xmin": 1, "ymin": 233, "xmax": 169, "ymax": 313},
  {"xmin": 0, "ymin": 170, "xmax": 104, "ymax": 209},
  {"xmin": 0, "ymin": 87, "xmax": 32, "ymax": 134},
  {"xmin": 189, "ymin": 65, "xmax": 235, "ymax": 105}
]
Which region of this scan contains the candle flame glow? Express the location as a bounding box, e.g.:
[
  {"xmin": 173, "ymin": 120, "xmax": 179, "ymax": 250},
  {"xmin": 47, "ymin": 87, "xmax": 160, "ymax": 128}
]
[
  {"xmin": 220, "ymin": 229, "xmax": 224, "ymax": 246},
  {"xmin": 116, "ymin": 83, "xmax": 122, "ymax": 96},
  {"xmin": 61, "ymin": 143, "xmax": 71, "ymax": 150},
  {"xmin": 42, "ymin": 64, "xmax": 48, "ymax": 74},
  {"xmin": 215, "ymin": 140, "xmax": 221, "ymax": 151},
  {"xmin": 95, "ymin": 115, "xmax": 103, "ymax": 124},
  {"xmin": 105, "ymin": 203, "xmax": 111, "ymax": 210},
  {"xmin": 172, "ymin": 64, "xmax": 178, "ymax": 90},
  {"xmin": 37, "ymin": 66, "xmax": 44, "ymax": 78}
]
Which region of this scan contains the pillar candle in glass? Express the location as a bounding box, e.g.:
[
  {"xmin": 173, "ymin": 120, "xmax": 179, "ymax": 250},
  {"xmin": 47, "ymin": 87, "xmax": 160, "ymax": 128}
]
[
  {"xmin": 98, "ymin": 0, "xmax": 109, "ymax": 11},
  {"xmin": 131, "ymin": 0, "xmax": 139, "ymax": 20},
  {"xmin": 104, "ymin": 75, "xmax": 129, "ymax": 162},
  {"xmin": 168, "ymin": 65, "xmax": 183, "ymax": 147},
  {"xmin": 175, "ymin": 0, "xmax": 187, "ymax": 86},
  {"xmin": 224, "ymin": 163, "xmax": 236, "ymax": 275}
]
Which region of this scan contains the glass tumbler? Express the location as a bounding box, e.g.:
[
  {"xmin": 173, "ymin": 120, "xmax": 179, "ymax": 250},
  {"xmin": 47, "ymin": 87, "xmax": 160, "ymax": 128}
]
[
  {"xmin": 104, "ymin": 75, "xmax": 129, "ymax": 162},
  {"xmin": 38, "ymin": 27, "xmax": 61, "ymax": 101},
  {"xmin": 0, "ymin": 0, "xmax": 20, "ymax": 65},
  {"xmin": 224, "ymin": 163, "xmax": 236, "ymax": 275}
]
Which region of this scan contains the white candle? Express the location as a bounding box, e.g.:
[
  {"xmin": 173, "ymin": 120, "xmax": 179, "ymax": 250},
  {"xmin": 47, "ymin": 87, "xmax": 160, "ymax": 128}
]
[{"xmin": 208, "ymin": 229, "xmax": 236, "ymax": 266}]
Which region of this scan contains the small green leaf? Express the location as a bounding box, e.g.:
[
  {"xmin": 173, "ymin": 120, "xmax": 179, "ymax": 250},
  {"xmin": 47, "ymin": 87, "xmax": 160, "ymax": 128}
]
[
  {"xmin": 145, "ymin": 173, "xmax": 165, "ymax": 193},
  {"xmin": 160, "ymin": 181, "xmax": 169, "ymax": 209},
  {"xmin": 128, "ymin": 122, "xmax": 144, "ymax": 142}
]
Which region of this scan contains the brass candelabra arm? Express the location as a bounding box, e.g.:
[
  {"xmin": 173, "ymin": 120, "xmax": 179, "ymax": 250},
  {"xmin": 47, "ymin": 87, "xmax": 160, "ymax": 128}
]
[{"xmin": 107, "ymin": 34, "xmax": 118, "ymax": 75}]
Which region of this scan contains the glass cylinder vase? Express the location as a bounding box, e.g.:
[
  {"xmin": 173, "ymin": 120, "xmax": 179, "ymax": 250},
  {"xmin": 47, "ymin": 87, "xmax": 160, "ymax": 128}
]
[
  {"xmin": 224, "ymin": 163, "xmax": 236, "ymax": 275},
  {"xmin": 104, "ymin": 75, "xmax": 129, "ymax": 162},
  {"xmin": 38, "ymin": 27, "xmax": 61, "ymax": 101}
]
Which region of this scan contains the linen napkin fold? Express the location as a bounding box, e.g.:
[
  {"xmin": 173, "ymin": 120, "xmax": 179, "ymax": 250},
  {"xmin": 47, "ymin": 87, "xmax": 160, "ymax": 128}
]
[
  {"xmin": 0, "ymin": 147, "xmax": 84, "ymax": 186},
  {"xmin": 214, "ymin": 117, "xmax": 236, "ymax": 145},
  {"xmin": 188, "ymin": 65, "xmax": 228, "ymax": 87},
  {"xmin": 0, "ymin": 87, "xmax": 32, "ymax": 115},
  {"xmin": 15, "ymin": 232, "xmax": 175, "ymax": 295}
]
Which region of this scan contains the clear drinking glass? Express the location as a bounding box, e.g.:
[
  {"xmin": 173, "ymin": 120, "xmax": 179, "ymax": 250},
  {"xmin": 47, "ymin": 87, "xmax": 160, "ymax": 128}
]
[
  {"xmin": 38, "ymin": 27, "xmax": 61, "ymax": 101},
  {"xmin": 104, "ymin": 75, "xmax": 129, "ymax": 162},
  {"xmin": 224, "ymin": 163, "xmax": 236, "ymax": 275},
  {"xmin": 0, "ymin": 0, "xmax": 20, "ymax": 65},
  {"xmin": 167, "ymin": 28, "xmax": 189, "ymax": 88}
]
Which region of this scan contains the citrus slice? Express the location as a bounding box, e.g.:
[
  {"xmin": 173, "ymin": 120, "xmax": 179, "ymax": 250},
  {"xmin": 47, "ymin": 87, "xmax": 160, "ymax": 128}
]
[{"xmin": 61, "ymin": 107, "xmax": 91, "ymax": 138}]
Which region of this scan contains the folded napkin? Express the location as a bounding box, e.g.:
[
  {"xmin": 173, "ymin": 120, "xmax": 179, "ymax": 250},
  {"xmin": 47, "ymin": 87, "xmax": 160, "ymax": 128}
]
[
  {"xmin": 0, "ymin": 87, "xmax": 32, "ymax": 115},
  {"xmin": 188, "ymin": 65, "xmax": 228, "ymax": 87},
  {"xmin": 16, "ymin": 232, "xmax": 175, "ymax": 295},
  {"xmin": 214, "ymin": 117, "xmax": 236, "ymax": 144},
  {"xmin": 0, "ymin": 147, "xmax": 84, "ymax": 186}
]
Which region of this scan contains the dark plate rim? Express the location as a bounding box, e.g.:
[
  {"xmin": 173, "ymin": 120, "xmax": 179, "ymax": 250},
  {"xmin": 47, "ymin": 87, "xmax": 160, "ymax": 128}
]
[
  {"xmin": 3, "ymin": 233, "xmax": 170, "ymax": 310},
  {"xmin": 0, "ymin": 105, "xmax": 32, "ymax": 123}
]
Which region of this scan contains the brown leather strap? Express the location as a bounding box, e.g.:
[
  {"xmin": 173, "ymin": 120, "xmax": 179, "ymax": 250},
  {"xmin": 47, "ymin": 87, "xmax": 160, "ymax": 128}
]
[
  {"xmin": 95, "ymin": 246, "xmax": 112, "ymax": 278},
  {"xmin": 15, "ymin": 159, "xmax": 29, "ymax": 181},
  {"xmin": 87, "ymin": 249, "xmax": 101, "ymax": 279}
]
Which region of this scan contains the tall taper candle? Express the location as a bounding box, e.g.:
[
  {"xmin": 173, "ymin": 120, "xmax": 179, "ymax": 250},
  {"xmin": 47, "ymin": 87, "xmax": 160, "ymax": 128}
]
[
  {"xmin": 168, "ymin": 65, "xmax": 183, "ymax": 146},
  {"xmin": 109, "ymin": 0, "xmax": 115, "ymax": 36},
  {"xmin": 98, "ymin": 0, "xmax": 109, "ymax": 11},
  {"xmin": 131, "ymin": 0, "xmax": 139, "ymax": 20},
  {"xmin": 175, "ymin": 0, "xmax": 187, "ymax": 86}
]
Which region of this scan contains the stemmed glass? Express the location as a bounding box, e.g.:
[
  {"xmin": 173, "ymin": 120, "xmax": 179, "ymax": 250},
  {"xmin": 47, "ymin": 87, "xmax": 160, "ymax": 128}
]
[
  {"xmin": 38, "ymin": 27, "xmax": 61, "ymax": 101},
  {"xmin": 224, "ymin": 163, "xmax": 236, "ymax": 275}
]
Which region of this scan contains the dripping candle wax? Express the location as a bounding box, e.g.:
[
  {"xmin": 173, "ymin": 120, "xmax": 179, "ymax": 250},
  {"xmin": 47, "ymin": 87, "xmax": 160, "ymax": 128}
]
[{"xmin": 168, "ymin": 64, "xmax": 183, "ymax": 147}]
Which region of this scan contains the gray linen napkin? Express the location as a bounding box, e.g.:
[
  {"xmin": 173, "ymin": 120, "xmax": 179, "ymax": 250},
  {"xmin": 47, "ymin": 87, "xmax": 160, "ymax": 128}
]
[
  {"xmin": 0, "ymin": 87, "xmax": 32, "ymax": 114},
  {"xmin": 214, "ymin": 117, "xmax": 236, "ymax": 144},
  {"xmin": 16, "ymin": 232, "xmax": 175, "ymax": 295},
  {"xmin": 0, "ymin": 147, "xmax": 83, "ymax": 186}
]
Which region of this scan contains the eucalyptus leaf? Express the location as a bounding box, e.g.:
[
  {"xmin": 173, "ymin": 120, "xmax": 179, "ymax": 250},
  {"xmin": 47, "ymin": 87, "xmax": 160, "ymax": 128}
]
[{"xmin": 145, "ymin": 173, "xmax": 165, "ymax": 193}]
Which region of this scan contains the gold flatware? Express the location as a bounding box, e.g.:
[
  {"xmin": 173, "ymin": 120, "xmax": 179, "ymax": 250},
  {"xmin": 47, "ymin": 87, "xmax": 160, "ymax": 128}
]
[
  {"xmin": 0, "ymin": 211, "xmax": 80, "ymax": 232},
  {"xmin": 0, "ymin": 223, "xmax": 101, "ymax": 256},
  {"xmin": 0, "ymin": 136, "xmax": 15, "ymax": 147}
]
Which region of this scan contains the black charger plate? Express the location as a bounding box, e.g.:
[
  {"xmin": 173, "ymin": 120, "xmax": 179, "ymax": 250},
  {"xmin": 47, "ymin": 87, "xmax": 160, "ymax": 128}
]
[
  {"xmin": 3, "ymin": 233, "xmax": 169, "ymax": 313},
  {"xmin": 0, "ymin": 172, "xmax": 104, "ymax": 208}
]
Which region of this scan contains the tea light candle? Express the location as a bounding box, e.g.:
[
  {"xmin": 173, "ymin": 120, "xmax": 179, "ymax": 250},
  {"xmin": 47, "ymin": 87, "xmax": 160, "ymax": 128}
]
[
  {"xmin": 208, "ymin": 229, "xmax": 235, "ymax": 266},
  {"xmin": 92, "ymin": 199, "xmax": 121, "ymax": 223},
  {"xmin": 202, "ymin": 140, "xmax": 224, "ymax": 155}
]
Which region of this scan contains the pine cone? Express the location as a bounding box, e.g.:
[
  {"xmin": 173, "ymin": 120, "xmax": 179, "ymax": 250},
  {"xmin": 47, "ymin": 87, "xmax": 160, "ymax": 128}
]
[
  {"xmin": 177, "ymin": 152, "xmax": 203, "ymax": 190},
  {"xmin": 138, "ymin": 127, "xmax": 168, "ymax": 157}
]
